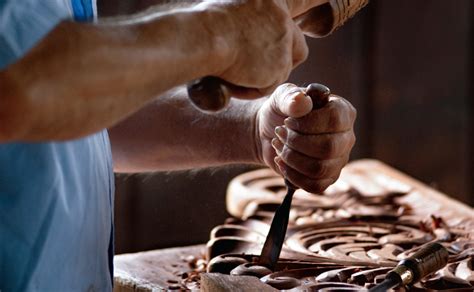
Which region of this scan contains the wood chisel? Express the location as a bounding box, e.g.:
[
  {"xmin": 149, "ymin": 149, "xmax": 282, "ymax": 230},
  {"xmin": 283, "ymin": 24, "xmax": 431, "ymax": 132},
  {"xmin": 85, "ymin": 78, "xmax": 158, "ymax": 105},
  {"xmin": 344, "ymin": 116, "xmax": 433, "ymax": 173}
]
[{"xmin": 258, "ymin": 83, "xmax": 331, "ymax": 270}]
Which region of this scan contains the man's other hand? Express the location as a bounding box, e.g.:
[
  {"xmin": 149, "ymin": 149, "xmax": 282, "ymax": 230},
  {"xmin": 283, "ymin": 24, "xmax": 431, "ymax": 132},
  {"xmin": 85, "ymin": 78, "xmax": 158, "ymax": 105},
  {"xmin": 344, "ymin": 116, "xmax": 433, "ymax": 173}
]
[{"xmin": 255, "ymin": 83, "xmax": 356, "ymax": 193}]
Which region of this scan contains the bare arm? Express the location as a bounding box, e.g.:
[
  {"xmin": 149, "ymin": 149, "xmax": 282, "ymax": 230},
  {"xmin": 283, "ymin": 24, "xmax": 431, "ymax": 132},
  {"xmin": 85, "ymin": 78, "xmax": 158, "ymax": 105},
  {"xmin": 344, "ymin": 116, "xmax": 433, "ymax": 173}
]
[
  {"xmin": 0, "ymin": 0, "xmax": 324, "ymax": 143},
  {"xmin": 109, "ymin": 84, "xmax": 356, "ymax": 195},
  {"xmin": 109, "ymin": 87, "xmax": 262, "ymax": 172},
  {"xmin": 0, "ymin": 8, "xmax": 226, "ymax": 142}
]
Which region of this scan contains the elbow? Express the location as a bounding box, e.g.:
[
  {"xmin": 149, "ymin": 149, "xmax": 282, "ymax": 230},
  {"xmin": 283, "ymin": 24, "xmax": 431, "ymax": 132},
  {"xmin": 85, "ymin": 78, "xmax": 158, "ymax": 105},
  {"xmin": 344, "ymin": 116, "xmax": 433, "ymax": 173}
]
[{"xmin": 0, "ymin": 70, "xmax": 31, "ymax": 142}]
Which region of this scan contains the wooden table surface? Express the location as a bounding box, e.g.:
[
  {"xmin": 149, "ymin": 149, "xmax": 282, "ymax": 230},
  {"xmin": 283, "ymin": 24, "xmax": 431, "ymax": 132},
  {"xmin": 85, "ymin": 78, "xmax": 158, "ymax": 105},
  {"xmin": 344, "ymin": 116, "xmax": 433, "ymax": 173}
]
[
  {"xmin": 114, "ymin": 160, "xmax": 473, "ymax": 291},
  {"xmin": 114, "ymin": 244, "xmax": 206, "ymax": 291}
]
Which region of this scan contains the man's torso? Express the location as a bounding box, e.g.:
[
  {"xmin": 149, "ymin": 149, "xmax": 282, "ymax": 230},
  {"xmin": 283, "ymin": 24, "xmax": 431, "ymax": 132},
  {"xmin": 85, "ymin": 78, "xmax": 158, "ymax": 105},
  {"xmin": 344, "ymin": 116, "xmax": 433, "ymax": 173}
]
[{"xmin": 0, "ymin": 1, "xmax": 114, "ymax": 291}]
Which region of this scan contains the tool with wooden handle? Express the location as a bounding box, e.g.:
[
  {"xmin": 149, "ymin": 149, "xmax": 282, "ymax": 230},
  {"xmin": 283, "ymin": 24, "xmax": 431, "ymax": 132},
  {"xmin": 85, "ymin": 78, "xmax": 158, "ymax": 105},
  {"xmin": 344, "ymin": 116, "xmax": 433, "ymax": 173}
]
[
  {"xmin": 258, "ymin": 83, "xmax": 331, "ymax": 271},
  {"xmin": 369, "ymin": 242, "xmax": 449, "ymax": 292},
  {"xmin": 186, "ymin": 0, "xmax": 368, "ymax": 113},
  {"xmin": 187, "ymin": 76, "xmax": 231, "ymax": 113}
]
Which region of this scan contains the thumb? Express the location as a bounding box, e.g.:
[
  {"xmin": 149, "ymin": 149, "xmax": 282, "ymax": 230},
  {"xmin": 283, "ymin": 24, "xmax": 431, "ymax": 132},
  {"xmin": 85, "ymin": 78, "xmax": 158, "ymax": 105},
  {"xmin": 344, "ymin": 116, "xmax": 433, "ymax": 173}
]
[{"xmin": 271, "ymin": 83, "xmax": 313, "ymax": 118}]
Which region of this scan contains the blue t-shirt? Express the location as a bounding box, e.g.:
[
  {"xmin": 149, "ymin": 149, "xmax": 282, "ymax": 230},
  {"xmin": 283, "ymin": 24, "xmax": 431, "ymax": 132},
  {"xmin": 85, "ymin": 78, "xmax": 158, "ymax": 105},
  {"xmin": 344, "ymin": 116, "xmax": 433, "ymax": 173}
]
[{"xmin": 0, "ymin": 1, "xmax": 114, "ymax": 291}]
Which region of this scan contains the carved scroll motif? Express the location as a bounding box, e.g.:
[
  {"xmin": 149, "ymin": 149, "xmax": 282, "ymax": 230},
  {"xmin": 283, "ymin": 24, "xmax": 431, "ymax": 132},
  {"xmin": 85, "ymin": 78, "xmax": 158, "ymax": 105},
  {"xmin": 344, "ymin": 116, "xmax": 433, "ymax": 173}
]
[{"xmin": 206, "ymin": 164, "xmax": 474, "ymax": 291}]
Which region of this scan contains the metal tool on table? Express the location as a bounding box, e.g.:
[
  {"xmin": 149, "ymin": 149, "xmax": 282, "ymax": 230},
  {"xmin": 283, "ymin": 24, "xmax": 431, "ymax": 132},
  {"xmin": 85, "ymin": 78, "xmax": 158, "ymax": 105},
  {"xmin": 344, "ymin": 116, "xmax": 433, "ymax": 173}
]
[
  {"xmin": 258, "ymin": 83, "xmax": 331, "ymax": 271},
  {"xmin": 369, "ymin": 242, "xmax": 449, "ymax": 292}
]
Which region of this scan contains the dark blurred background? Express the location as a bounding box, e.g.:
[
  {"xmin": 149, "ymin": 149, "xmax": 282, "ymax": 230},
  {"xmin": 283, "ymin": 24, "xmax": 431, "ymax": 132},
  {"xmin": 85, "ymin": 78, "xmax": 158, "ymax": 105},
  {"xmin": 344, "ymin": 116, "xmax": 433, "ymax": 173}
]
[{"xmin": 106, "ymin": 0, "xmax": 473, "ymax": 254}]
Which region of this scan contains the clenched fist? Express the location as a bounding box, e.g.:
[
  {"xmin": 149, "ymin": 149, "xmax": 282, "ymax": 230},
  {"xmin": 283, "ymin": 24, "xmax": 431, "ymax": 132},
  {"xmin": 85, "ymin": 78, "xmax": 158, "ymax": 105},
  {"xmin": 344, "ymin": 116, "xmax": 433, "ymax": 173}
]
[
  {"xmin": 197, "ymin": 0, "xmax": 327, "ymax": 98},
  {"xmin": 255, "ymin": 83, "xmax": 356, "ymax": 193}
]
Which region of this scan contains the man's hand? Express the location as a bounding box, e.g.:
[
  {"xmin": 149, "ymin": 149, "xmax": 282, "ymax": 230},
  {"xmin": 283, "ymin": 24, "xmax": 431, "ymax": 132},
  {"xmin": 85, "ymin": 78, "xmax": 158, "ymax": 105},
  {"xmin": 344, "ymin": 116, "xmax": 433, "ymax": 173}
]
[
  {"xmin": 256, "ymin": 83, "xmax": 356, "ymax": 193},
  {"xmin": 0, "ymin": 0, "xmax": 328, "ymax": 142},
  {"xmin": 199, "ymin": 0, "xmax": 326, "ymax": 98}
]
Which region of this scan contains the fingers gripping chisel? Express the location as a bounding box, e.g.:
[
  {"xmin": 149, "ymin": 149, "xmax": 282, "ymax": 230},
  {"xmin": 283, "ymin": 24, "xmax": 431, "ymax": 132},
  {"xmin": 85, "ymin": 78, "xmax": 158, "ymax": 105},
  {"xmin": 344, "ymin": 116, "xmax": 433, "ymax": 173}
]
[{"xmin": 258, "ymin": 83, "xmax": 330, "ymax": 270}]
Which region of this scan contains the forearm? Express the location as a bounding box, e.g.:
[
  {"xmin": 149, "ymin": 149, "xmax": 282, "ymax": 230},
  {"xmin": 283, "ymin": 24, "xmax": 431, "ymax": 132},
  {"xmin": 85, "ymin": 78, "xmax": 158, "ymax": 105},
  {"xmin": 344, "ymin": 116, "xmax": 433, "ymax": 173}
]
[
  {"xmin": 109, "ymin": 87, "xmax": 263, "ymax": 172},
  {"xmin": 0, "ymin": 7, "xmax": 227, "ymax": 142}
]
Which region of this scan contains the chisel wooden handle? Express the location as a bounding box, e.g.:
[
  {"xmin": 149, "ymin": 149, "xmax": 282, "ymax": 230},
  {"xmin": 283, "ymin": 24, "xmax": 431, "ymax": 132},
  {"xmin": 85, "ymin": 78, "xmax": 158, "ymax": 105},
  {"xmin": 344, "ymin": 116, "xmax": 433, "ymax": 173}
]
[
  {"xmin": 306, "ymin": 83, "xmax": 330, "ymax": 110},
  {"xmin": 187, "ymin": 76, "xmax": 231, "ymax": 113}
]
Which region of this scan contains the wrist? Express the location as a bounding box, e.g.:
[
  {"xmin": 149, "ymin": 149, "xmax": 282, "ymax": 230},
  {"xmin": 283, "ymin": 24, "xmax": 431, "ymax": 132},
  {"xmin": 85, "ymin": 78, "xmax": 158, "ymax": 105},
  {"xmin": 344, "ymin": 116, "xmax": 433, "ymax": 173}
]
[
  {"xmin": 253, "ymin": 103, "xmax": 265, "ymax": 166},
  {"xmin": 194, "ymin": 4, "xmax": 237, "ymax": 77},
  {"xmin": 246, "ymin": 98, "xmax": 266, "ymax": 166},
  {"xmin": 214, "ymin": 98, "xmax": 264, "ymax": 166}
]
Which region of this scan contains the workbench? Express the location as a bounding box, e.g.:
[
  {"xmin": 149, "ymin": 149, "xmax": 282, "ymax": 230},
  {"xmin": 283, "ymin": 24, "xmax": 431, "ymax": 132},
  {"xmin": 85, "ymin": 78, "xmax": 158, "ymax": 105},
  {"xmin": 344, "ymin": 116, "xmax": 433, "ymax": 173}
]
[{"xmin": 114, "ymin": 160, "xmax": 473, "ymax": 291}]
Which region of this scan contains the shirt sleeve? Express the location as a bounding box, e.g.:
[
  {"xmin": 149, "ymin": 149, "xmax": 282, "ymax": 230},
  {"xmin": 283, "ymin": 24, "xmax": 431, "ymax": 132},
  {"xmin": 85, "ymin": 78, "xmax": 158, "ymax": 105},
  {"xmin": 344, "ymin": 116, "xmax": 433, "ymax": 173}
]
[
  {"xmin": 0, "ymin": 0, "xmax": 97, "ymax": 68},
  {"xmin": 0, "ymin": 0, "xmax": 75, "ymax": 68},
  {"xmin": 70, "ymin": 0, "xmax": 97, "ymax": 22}
]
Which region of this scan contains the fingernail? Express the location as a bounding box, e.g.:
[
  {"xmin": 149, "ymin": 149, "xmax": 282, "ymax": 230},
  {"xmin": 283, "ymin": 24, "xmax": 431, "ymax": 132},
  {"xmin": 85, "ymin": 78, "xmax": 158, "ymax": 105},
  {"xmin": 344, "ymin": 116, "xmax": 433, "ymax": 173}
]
[
  {"xmin": 289, "ymin": 91, "xmax": 303, "ymax": 101},
  {"xmin": 285, "ymin": 90, "xmax": 313, "ymax": 118},
  {"xmin": 274, "ymin": 126, "xmax": 287, "ymax": 140},
  {"xmin": 285, "ymin": 92, "xmax": 303, "ymax": 112},
  {"xmin": 271, "ymin": 138, "xmax": 282, "ymax": 154},
  {"xmin": 274, "ymin": 157, "xmax": 286, "ymax": 175},
  {"xmin": 284, "ymin": 117, "xmax": 296, "ymax": 129},
  {"xmin": 271, "ymin": 137, "xmax": 278, "ymax": 148}
]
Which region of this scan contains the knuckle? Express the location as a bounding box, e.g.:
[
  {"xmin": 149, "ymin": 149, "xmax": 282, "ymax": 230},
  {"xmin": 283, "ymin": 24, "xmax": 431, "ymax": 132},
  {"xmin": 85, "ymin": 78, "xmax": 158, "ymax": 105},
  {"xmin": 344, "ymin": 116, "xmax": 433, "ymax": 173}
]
[
  {"xmin": 285, "ymin": 130, "xmax": 299, "ymax": 148},
  {"xmin": 280, "ymin": 83, "xmax": 296, "ymax": 92},
  {"xmin": 280, "ymin": 145, "xmax": 292, "ymax": 162},
  {"xmin": 350, "ymin": 104, "xmax": 357, "ymax": 121},
  {"xmin": 327, "ymin": 106, "xmax": 343, "ymax": 130},
  {"xmin": 304, "ymin": 181, "xmax": 326, "ymax": 194},
  {"xmin": 308, "ymin": 161, "xmax": 326, "ymax": 179},
  {"xmin": 284, "ymin": 117, "xmax": 300, "ymax": 131},
  {"xmin": 273, "ymin": 5, "xmax": 290, "ymax": 23},
  {"xmin": 284, "ymin": 62, "xmax": 293, "ymax": 78},
  {"xmin": 340, "ymin": 98, "xmax": 357, "ymax": 122},
  {"xmin": 293, "ymin": 39, "xmax": 308, "ymax": 66},
  {"xmin": 342, "ymin": 155, "xmax": 350, "ymax": 165},
  {"xmin": 274, "ymin": 83, "xmax": 296, "ymax": 98},
  {"xmin": 300, "ymin": 42, "xmax": 309, "ymax": 61},
  {"xmin": 349, "ymin": 131, "xmax": 356, "ymax": 147},
  {"xmin": 301, "ymin": 41, "xmax": 309, "ymax": 59},
  {"xmin": 321, "ymin": 137, "xmax": 338, "ymax": 158},
  {"xmin": 330, "ymin": 175, "xmax": 339, "ymax": 185}
]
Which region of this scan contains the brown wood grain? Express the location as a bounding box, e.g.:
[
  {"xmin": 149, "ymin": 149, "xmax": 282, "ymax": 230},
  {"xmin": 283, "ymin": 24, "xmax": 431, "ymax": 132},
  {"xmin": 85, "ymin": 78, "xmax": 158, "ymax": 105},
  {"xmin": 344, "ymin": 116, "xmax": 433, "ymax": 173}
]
[
  {"xmin": 114, "ymin": 160, "xmax": 473, "ymax": 291},
  {"xmin": 114, "ymin": 244, "xmax": 205, "ymax": 291}
]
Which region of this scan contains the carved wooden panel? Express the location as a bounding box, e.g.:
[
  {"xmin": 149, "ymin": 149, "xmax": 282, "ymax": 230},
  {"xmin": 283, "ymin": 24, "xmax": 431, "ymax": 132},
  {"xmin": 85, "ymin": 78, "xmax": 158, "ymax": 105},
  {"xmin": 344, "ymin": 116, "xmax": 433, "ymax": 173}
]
[
  {"xmin": 113, "ymin": 160, "xmax": 473, "ymax": 291},
  {"xmin": 206, "ymin": 160, "xmax": 474, "ymax": 290}
]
